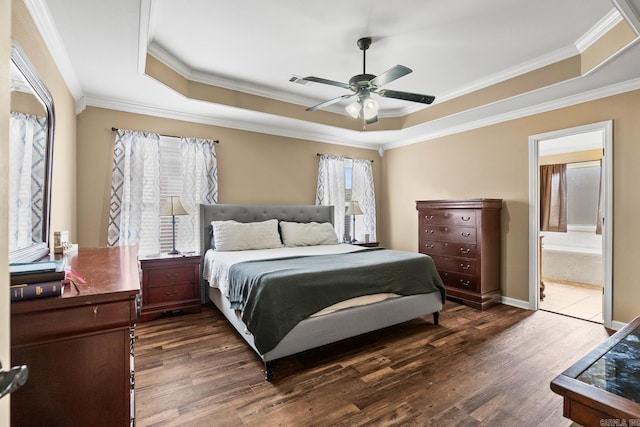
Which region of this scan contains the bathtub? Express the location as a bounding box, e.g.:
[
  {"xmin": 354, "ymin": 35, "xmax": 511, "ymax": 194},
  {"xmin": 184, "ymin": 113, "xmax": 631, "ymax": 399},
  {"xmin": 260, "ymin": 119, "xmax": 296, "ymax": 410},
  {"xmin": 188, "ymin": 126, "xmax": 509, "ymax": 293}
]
[{"xmin": 541, "ymin": 229, "xmax": 603, "ymax": 287}]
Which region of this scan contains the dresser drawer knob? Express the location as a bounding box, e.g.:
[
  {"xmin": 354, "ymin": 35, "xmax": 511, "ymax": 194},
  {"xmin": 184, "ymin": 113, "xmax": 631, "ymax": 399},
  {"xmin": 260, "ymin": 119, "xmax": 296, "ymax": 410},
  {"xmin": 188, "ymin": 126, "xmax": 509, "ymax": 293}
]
[
  {"xmin": 165, "ymin": 290, "xmax": 178, "ymax": 296},
  {"xmin": 425, "ymin": 244, "xmax": 434, "ymax": 249},
  {"xmin": 460, "ymin": 248, "xmax": 471, "ymax": 254},
  {"xmin": 425, "ymin": 229, "xmax": 434, "ymax": 234},
  {"xmin": 460, "ymin": 232, "xmax": 471, "ymax": 237},
  {"xmin": 460, "ymin": 264, "xmax": 471, "ymax": 270},
  {"xmin": 165, "ymin": 273, "xmax": 178, "ymax": 279},
  {"xmin": 459, "ymin": 279, "xmax": 471, "ymax": 286},
  {"xmin": 461, "ymin": 216, "xmax": 471, "ymax": 221},
  {"xmin": 424, "ymin": 215, "xmax": 434, "ymax": 221}
]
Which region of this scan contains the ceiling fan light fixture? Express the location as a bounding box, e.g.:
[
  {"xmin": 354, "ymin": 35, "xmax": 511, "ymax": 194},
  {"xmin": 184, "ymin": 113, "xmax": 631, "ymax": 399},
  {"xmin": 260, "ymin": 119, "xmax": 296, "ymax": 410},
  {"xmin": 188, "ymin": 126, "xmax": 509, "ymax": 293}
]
[
  {"xmin": 362, "ymin": 97, "xmax": 379, "ymax": 120},
  {"xmin": 346, "ymin": 101, "xmax": 361, "ymax": 118}
]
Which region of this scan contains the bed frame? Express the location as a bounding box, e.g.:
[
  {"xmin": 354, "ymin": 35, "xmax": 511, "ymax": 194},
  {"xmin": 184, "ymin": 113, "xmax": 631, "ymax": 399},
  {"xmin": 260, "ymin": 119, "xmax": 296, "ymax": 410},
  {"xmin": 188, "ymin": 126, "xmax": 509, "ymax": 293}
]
[{"xmin": 199, "ymin": 204, "xmax": 443, "ymax": 380}]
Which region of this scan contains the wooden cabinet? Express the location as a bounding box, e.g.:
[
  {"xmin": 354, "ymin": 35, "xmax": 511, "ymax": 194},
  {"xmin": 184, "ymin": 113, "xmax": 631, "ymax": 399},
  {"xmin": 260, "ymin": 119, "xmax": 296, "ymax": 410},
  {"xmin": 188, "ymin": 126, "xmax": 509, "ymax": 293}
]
[
  {"xmin": 416, "ymin": 199, "xmax": 502, "ymax": 310},
  {"xmin": 139, "ymin": 253, "xmax": 201, "ymax": 321},
  {"xmin": 10, "ymin": 246, "xmax": 140, "ymax": 427}
]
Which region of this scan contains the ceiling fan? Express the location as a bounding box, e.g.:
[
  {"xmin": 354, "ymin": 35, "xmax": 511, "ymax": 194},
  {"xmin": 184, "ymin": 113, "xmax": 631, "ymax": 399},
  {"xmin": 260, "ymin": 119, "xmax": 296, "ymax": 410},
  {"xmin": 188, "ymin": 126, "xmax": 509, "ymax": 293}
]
[{"xmin": 290, "ymin": 37, "xmax": 435, "ymax": 124}]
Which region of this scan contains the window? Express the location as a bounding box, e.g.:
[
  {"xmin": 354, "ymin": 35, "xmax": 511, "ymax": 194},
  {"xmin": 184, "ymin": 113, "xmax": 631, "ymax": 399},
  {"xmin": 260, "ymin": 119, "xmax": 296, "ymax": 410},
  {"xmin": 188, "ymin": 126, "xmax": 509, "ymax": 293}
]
[
  {"xmin": 159, "ymin": 136, "xmax": 184, "ymax": 253},
  {"xmin": 566, "ymin": 161, "xmax": 600, "ymax": 230},
  {"xmin": 344, "ymin": 160, "xmax": 353, "ymax": 240}
]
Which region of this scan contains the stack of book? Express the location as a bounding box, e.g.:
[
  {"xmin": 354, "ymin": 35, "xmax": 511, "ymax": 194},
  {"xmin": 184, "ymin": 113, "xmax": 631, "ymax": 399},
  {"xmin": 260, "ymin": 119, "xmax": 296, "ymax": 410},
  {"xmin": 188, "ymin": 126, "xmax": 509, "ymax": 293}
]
[{"xmin": 10, "ymin": 260, "xmax": 66, "ymax": 302}]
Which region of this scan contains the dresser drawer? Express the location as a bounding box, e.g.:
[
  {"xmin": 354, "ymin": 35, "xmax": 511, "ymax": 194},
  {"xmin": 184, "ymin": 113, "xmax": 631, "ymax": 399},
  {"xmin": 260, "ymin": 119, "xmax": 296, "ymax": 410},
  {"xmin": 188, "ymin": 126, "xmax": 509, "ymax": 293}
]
[
  {"xmin": 430, "ymin": 254, "xmax": 478, "ymax": 275},
  {"xmin": 422, "ymin": 225, "xmax": 476, "ymax": 243},
  {"xmin": 421, "ymin": 240, "xmax": 477, "ymax": 258},
  {"xmin": 147, "ymin": 266, "xmax": 196, "ymax": 287},
  {"xmin": 439, "ymin": 271, "xmax": 479, "ymax": 292},
  {"xmin": 420, "ymin": 210, "xmax": 476, "ymax": 226},
  {"xmin": 147, "ymin": 283, "xmax": 198, "ymax": 304}
]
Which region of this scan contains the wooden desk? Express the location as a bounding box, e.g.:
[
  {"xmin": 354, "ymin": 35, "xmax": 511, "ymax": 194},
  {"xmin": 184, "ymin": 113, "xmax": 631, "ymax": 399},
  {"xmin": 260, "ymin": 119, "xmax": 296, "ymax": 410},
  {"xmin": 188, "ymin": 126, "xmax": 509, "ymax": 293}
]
[
  {"xmin": 11, "ymin": 246, "xmax": 140, "ymax": 426},
  {"xmin": 551, "ymin": 316, "xmax": 640, "ymax": 427}
]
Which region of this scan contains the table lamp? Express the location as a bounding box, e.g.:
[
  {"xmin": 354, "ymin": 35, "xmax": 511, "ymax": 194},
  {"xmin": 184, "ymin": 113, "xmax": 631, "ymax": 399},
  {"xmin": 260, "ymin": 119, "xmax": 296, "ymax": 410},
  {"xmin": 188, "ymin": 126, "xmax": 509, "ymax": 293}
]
[
  {"xmin": 345, "ymin": 200, "xmax": 363, "ymax": 243},
  {"xmin": 160, "ymin": 196, "xmax": 188, "ymax": 254}
]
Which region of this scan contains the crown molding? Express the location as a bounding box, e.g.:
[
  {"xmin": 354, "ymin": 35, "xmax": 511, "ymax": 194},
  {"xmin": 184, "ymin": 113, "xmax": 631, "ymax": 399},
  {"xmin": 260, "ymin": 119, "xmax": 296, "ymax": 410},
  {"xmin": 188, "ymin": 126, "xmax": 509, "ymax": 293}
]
[
  {"xmin": 137, "ymin": 0, "xmax": 153, "ymax": 74},
  {"xmin": 575, "ymin": 8, "xmax": 623, "ymax": 52},
  {"xmin": 83, "ymin": 95, "xmax": 380, "ymax": 150},
  {"xmin": 610, "ymin": 0, "xmax": 640, "ymax": 36},
  {"xmin": 23, "ymin": 0, "xmax": 84, "ymax": 101},
  {"xmin": 82, "ymin": 74, "xmax": 640, "ymax": 152},
  {"xmin": 383, "ymin": 77, "xmax": 640, "ymax": 150}
]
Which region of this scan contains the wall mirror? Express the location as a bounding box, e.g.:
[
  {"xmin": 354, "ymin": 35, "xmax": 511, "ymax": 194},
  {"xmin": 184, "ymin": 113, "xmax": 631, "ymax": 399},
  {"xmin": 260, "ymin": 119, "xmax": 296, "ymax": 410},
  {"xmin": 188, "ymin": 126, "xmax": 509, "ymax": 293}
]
[{"xmin": 9, "ymin": 42, "xmax": 55, "ymax": 263}]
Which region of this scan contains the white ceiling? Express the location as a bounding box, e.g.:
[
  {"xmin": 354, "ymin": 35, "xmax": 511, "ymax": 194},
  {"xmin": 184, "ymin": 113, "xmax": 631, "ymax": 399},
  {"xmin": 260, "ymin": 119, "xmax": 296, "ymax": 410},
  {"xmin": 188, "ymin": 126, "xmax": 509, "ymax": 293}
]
[{"xmin": 28, "ymin": 0, "xmax": 640, "ymax": 150}]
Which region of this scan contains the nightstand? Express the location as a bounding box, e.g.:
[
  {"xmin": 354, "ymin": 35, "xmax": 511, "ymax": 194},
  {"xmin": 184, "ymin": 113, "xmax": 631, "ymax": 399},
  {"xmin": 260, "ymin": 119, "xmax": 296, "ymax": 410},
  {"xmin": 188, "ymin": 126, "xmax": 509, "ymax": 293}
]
[
  {"xmin": 139, "ymin": 253, "xmax": 201, "ymax": 321},
  {"xmin": 352, "ymin": 241, "xmax": 380, "ymax": 247}
]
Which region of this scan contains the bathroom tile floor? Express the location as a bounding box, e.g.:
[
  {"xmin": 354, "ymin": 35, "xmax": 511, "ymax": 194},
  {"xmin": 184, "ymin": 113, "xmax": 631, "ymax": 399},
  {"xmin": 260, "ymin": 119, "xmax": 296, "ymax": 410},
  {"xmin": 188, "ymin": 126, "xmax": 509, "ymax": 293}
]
[{"xmin": 540, "ymin": 278, "xmax": 603, "ymax": 323}]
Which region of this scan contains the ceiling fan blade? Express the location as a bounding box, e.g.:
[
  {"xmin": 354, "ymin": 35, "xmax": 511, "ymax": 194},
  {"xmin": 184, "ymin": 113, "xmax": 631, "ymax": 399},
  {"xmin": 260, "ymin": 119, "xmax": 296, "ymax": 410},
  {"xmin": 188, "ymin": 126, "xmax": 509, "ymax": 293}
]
[
  {"xmin": 369, "ymin": 65, "xmax": 412, "ymax": 88},
  {"xmin": 377, "ymin": 89, "xmax": 435, "ymax": 104},
  {"xmin": 292, "ymin": 75, "xmax": 351, "ymax": 90},
  {"xmin": 306, "ymin": 93, "xmax": 354, "ymax": 112}
]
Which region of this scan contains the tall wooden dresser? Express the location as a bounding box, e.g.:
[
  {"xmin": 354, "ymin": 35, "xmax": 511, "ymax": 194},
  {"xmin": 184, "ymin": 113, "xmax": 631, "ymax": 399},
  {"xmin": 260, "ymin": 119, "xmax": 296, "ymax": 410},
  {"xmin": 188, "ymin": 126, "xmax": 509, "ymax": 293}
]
[
  {"xmin": 416, "ymin": 199, "xmax": 502, "ymax": 310},
  {"xmin": 10, "ymin": 246, "xmax": 140, "ymax": 426}
]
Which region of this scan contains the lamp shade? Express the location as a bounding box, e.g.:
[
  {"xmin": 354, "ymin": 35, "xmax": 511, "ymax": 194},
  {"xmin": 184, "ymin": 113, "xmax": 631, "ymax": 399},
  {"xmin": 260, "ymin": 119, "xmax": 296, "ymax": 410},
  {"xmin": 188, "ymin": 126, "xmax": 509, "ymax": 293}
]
[
  {"xmin": 160, "ymin": 196, "xmax": 188, "ymax": 216},
  {"xmin": 362, "ymin": 97, "xmax": 379, "ymax": 120},
  {"xmin": 345, "ymin": 201, "xmax": 363, "ymax": 216},
  {"xmin": 346, "ymin": 101, "xmax": 361, "ymax": 118}
]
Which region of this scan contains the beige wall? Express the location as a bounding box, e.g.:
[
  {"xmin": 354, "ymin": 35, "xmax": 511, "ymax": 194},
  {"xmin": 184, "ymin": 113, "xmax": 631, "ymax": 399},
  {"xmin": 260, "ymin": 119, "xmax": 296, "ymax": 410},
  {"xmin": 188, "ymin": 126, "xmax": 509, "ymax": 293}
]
[
  {"xmin": 1, "ymin": 0, "xmax": 12, "ymax": 422},
  {"xmin": 381, "ymin": 89, "xmax": 640, "ymax": 323},
  {"xmin": 12, "ymin": 0, "xmax": 77, "ymax": 244},
  {"xmin": 76, "ymin": 107, "xmax": 381, "ymax": 247}
]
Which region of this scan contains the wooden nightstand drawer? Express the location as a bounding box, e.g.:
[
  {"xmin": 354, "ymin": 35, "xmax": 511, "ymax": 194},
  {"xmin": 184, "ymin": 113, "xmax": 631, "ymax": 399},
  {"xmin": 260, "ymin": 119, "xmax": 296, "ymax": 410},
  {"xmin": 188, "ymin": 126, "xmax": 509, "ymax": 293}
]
[
  {"xmin": 147, "ymin": 283, "xmax": 198, "ymax": 304},
  {"xmin": 147, "ymin": 266, "xmax": 195, "ymax": 287}
]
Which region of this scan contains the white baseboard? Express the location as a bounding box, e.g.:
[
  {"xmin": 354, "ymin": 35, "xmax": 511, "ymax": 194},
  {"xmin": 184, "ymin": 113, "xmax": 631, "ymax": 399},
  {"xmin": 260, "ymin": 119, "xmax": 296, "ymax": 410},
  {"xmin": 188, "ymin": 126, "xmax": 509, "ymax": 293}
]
[
  {"xmin": 610, "ymin": 320, "xmax": 625, "ymax": 331},
  {"xmin": 501, "ymin": 296, "xmax": 532, "ymax": 310}
]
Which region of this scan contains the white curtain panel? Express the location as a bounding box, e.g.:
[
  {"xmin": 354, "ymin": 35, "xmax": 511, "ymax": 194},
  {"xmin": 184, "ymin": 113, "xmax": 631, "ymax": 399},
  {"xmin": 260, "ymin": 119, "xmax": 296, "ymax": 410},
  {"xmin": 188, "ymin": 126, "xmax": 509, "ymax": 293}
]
[
  {"xmin": 107, "ymin": 130, "xmax": 161, "ymax": 255},
  {"xmin": 352, "ymin": 158, "xmax": 377, "ymax": 240},
  {"xmin": 316, "ymin": 154, "xmax": 346, "ymax": 241},
  {"xmin": 9, "ymin": 112, "xmax": 47, "ymax": 250},
  {"xmin": 177, "ymin": 137, "xmax": 218, "ymax": 252}
]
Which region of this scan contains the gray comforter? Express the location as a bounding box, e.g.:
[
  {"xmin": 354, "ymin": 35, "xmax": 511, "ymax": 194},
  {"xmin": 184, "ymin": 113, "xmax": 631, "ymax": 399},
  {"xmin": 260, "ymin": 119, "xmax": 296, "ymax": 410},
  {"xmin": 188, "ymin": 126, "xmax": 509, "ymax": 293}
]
[{"xmin": 228, "ymin": 248, "xmax": 445, "ymax": 354}]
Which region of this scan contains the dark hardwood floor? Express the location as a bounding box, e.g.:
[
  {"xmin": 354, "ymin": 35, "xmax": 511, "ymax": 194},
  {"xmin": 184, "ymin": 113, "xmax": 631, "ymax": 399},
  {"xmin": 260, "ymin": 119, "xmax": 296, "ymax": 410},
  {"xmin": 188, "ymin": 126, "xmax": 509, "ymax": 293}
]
[{"xmin": 135, "ymin": 301, "xmax": 611, "ymax": 426}]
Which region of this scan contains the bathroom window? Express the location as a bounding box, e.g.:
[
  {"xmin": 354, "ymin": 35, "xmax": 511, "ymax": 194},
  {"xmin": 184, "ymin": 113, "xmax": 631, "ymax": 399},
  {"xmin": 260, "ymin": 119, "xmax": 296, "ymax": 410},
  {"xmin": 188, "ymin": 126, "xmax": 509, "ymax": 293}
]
[{"xmin": 566, "ymin": 161, "xmax": 600, "ymax": 230}]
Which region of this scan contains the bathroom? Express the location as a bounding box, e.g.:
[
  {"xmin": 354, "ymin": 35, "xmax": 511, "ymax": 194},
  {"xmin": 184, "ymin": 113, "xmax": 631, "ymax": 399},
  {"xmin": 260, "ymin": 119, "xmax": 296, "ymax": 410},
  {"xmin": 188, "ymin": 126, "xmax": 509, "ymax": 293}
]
[{"xmin": 539, "ymin": 132, "xmax": 603, "ymax": 322}]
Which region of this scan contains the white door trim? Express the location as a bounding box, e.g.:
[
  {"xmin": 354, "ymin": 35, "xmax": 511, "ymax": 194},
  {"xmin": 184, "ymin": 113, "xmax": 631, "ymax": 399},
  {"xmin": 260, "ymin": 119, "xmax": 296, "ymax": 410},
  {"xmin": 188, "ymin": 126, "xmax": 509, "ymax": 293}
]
[{"xmin": 528, "ymin": 120, "xmax": 613, "ymax": 327}]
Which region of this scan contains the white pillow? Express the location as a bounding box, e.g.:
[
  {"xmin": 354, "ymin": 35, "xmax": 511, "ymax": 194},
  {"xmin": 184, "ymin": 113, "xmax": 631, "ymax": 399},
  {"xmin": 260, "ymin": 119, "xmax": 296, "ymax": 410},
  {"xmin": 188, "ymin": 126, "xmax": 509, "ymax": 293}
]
[
  {"xmin": 279, "ymin": 221, "xmax": 339, "ymax": 247},
  {"xmin": 212, "ymin": 219, "xmax": 282, "ymax": 251}
]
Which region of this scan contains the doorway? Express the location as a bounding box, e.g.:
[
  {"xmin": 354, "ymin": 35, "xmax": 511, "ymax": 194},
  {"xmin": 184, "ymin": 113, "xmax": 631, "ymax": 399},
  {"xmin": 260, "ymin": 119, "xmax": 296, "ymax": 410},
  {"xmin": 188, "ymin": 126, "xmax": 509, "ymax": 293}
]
[{"xmin": 528, "ymin": 121, "xmax": 612, "ymax": 328}]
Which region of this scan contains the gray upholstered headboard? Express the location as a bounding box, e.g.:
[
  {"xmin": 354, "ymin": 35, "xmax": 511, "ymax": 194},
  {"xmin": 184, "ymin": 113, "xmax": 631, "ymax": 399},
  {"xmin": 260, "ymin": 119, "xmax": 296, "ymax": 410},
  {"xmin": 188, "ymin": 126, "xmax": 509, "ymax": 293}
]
[{"xmin": 198, "ymin": 204, "xmax": 335, "ymax": 302}]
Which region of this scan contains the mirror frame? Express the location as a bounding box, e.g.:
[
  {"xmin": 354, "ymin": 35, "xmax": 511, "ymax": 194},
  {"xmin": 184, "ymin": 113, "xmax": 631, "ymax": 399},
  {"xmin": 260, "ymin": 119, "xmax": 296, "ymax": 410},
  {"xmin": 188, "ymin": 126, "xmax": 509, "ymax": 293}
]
[{"xmin": 9, "ymin": 42, "xmax": 55, "ymax": 263}]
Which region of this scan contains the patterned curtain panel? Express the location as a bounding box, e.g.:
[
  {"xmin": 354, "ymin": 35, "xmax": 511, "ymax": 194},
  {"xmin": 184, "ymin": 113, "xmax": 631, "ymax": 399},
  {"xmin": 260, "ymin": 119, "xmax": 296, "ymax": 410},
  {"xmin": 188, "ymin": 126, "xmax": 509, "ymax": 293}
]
[
  {"xmin": 177, "ymin": 137, "xmax": 218, "ymax": 252},
  {"xmin": 540, "ymin": 163, "xmax": 567, "ymax": 232},
  {"xmin": 107, "ymin": 130, "xmax": 161, "ymax": 255},
  {"xmin": 352, "ymin": 159, "xmax": 377, "ymax": 241},
  {"xmin": 9, "ymin": 112, "xmax": 47, "ymax": 250},
  {"xmin": 316, "ymin": 154, "xmax": 346, "ymax": 241}
]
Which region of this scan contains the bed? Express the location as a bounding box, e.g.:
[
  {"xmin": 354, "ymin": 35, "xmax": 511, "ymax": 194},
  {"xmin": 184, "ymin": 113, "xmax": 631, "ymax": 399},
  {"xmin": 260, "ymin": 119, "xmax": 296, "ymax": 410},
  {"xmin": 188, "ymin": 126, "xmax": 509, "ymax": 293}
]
[{"xmin": 199, "ymin": 204, "xmax": 445, "ymax": 380}]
